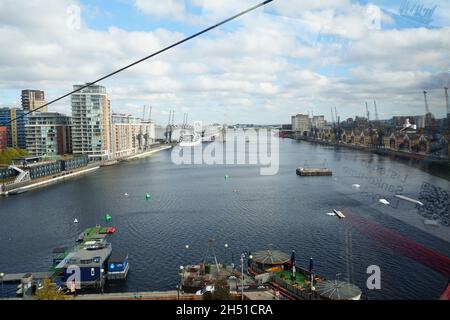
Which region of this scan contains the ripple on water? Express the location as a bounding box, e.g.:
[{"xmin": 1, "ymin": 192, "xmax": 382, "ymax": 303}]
[{"xmin": 0, "ymin": 142, "xmax": 448, "ymax": 299}]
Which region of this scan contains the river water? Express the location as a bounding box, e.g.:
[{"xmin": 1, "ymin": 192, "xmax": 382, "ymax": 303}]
[{"xmin": 0, "ymin": 138, "xmax": 449, "ymax": 299}]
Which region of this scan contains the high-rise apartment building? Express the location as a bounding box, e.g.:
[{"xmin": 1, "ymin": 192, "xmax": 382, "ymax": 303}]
[
  {"xmin": 22, "ymin": 90, "xmax": 47, "ymax": 113},
  {"xmin": 0, "ymin": 107, "xmax": 28, "ymax": 149},
  {"xmin": 25, "ymin": 112, "xmax": 72, "ymax": 156},
  {"xmin": 0, "ymin": 126, "xmax": 7, "ymax": 152},
  {"xmin": 71, "ymin": 84, "xmax": 112, "ymax": 161}
]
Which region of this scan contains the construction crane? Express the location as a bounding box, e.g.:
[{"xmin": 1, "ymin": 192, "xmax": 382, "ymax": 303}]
[
  {"xmin": 165, "ymin": 110, "xmax": 172, "ymax": 143},
  {"xmin": 334, "ymin": 107, "xmax": 338, "ymax": 126},
  {"xmin": 374, "ymin": 100, "xmax": 379, "ymax": 121},
  {"xmin": 424, "ymin": 90, "xmax": 430, "ymax": 114},
  {"xmin": 330, "ymin": 107, "xmax": 335, "ymax": 125},
  {"xmin": 445, "ymin": 87, "xmax": 449, "ymax": 116},
  {"xmin": 373, "ymin": 100, "xmax": 384, "ymax": 148},
  {"xmin": 170, "ymin": 110, "xmax": 175, "ymax": 142},
  {"xmin": 143, "ymin": 105, "xmax": 153, "ymax": 150},
  {"xmin": 445, "ymin": 87, "xmax": 450, "ymax": 132},
  {"xmin": 365, "ymin": 102, "xmax": 370, "ymax": 121},
  {"xmin": 137, "ymin": 105, "xmax": 147, "ymax": 150},
  {"xmin": 148, "ymin": 105, "xmax": 152, "ymax": 122},
  {"xmin": 182, "ymin": 113, "xmax": 189, "ymax": 129}
]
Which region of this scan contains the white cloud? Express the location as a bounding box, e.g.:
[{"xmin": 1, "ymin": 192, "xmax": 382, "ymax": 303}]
[
  {"xmin": 135, "ymin": 0, "xmax": 186, "ymax": 21},
  {"xmin": 0, "ymin": 0, "xmax": 449, "ymax": 124}
]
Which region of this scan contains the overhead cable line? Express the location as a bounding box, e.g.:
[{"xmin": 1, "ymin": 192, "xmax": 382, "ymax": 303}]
[{"xmin": 6, "ymin": 0, "xmax": 273, "ymax": 125}]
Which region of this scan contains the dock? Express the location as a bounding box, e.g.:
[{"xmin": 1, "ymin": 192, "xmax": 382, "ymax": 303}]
[
  {"xmin": 333, "ymin": 209, "xmax": 346, "ymax": 219},
  {"xmin": 125, "ymin": 145, "xmax": 172, "ymax": 161},
  {"xmin": 1, "ymin": 165, "xmax": 100, "ymax": 196},
  {"xmin": 1, "ymin": 272, "xmax": 53, "ymax": 283},
  {"xmin": 296, "ymin": 167, "xmax": 332, "ymax": 176}
]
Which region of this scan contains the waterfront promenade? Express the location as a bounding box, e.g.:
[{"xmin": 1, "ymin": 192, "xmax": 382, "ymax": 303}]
[
  {"xmin": 0, "ymin": 144, "xmax": 172, "ymax": 196},
  {"xmin": 69, "ymin": 291, "xmax": 202, "ymax": 300},
  {"xmin": 293, "ymin": 135, "xmax": 450, "ymax": 164}
]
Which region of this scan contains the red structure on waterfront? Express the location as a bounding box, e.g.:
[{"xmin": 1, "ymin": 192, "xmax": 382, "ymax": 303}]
[{"xmin": 0, "ymin": 126, "xmax": 7, "ymax": 152}]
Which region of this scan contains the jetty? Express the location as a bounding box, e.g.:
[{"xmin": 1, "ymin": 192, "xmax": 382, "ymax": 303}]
[
  {"xmin": 394, "ymin": 194, "xmax": 424, "ymax": 206},
  {"xmin": 333, "ymin": 209, "xmax": 346, "ymax": 219},
  {"xmin": 1, "ymin": 272, "xmax": 53, "ymax": 284},
  {"xmin": 296, "ymin": 167, "xmax": 332, "ymax": 176}
]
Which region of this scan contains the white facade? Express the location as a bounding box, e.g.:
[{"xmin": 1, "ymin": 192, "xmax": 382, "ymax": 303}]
[
  {"xmin": 292, "ymin": 114, "xmax": 311, "ymax": 134},
  {"xmin": 312, "ymin": 115, "xmax": 326, "ymax": 129},
  {"xmin": 71, "ymin": 84, "xmax": 112, "ymax": 161}
]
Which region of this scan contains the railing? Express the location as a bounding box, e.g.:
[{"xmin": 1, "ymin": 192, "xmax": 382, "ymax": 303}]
[
  {"xmin": 272, "ymin": 276, "xmax": 319, "ymax": 300},
  {"xmin": 249, "ymin": 262, "xmax": 320, "ymax": 300}
]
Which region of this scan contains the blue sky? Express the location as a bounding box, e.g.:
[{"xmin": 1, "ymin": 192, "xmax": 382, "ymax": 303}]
[
  {"xmin": 80, "ymin": 0, "xmax": 200, "ymax": 33},
  {"xmin": 0, "ymin": 0, "xmax": 449, "ymax": 125}
]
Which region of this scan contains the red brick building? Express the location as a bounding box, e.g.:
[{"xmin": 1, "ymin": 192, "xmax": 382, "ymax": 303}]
[{"xmin": 0, "ymin": 126, "xmax": 7, "ymax": 152}]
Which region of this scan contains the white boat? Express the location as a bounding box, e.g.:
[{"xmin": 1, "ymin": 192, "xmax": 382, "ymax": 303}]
[
  {"xmin": 179, "ymin": 133, "xmax": 202, "ymax": 147},
  {"xmin": 326, "ymin": 212, "xmax": 336, "ymax": 216},
  {"xmin": 394, "ymin": 195, "xmax": 424, "ymax": 206},
  {"xmin": 379, "ymin": 199, "xmax": 390, "ymax": 205},
  {"xmin": 352, "ymin": 184, "xmax": 361, "ymax": 188}
]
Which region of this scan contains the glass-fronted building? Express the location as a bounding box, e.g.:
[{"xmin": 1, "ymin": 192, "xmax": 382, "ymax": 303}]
[
  {"xmin": 25, "ymin": 112, "xmax": 72, "ymax": 156},
  {"xmin": 0, "ymin": 107, "xmax": 28, "ymax": 149},
  {"xmin": 71, "ymin": 84, "xmax": 112, "ymax": 161}
]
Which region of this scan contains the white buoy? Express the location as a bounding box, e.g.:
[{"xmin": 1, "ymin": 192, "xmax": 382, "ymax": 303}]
[
  {"xmin": 74, "ymin": 219, "xmax": 79, "ymax": 223},
  {"xmin": 379, "ymin": 199, "xmax": 390, "ymax": 205},
  {"xmin": 124, "ymin": 193, "xmax": 129, "ymax": 197}
]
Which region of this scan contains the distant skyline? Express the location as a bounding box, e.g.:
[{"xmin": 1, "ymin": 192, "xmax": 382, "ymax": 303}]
[{"xmin": 0, "ymin": 0, "xmax": 449, "ymax": 125}]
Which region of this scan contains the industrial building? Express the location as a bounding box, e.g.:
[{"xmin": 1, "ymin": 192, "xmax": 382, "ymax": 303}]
[{"xmin": 291, "ymin": 114, "xmax": 310, "ymax": 136}]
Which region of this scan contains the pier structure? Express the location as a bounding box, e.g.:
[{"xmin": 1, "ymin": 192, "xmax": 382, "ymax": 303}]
[{"xmin": 296, "ymin": 167, "xmax": 332, "ymax": 176}]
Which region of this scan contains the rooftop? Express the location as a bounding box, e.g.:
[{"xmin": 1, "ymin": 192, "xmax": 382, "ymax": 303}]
[{"xmin": 251, "ymin": 250, "xmax": 290, "ymax": 265}]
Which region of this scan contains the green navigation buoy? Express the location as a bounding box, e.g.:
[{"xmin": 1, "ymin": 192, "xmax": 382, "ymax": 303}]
[
  {"xmin": 224, "ymin": 174, "xmax": 230, "ymax": 181},
  {"xmin": 145, "ymin": 193, "xmax": 152, "ymax": 200},
  {"xmin": 105, "ymin": 214, "xmax": 112, "ymax": 222}
]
